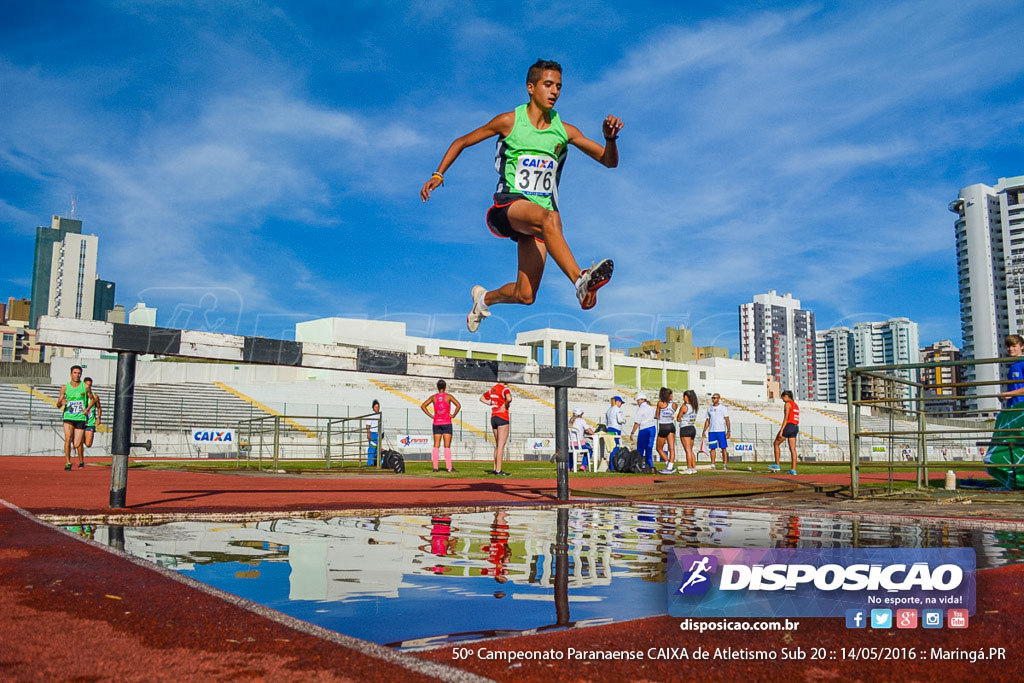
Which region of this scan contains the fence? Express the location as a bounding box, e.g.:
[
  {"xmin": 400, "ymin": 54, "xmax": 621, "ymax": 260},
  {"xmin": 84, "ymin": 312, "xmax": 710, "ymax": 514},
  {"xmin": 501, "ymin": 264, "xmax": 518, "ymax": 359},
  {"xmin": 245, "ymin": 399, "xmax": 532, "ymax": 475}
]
[{"xmin": 846, "ymin": 355, "xmax": 1022, "ymax": 497}]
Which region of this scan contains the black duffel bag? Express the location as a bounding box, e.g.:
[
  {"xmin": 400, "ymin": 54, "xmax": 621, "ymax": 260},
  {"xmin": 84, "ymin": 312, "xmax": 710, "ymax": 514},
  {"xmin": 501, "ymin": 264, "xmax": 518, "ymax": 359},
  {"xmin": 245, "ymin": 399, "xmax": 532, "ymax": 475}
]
[{"xmin": 611, "ymin": 446, "xmax": 632, "ymax": 473}]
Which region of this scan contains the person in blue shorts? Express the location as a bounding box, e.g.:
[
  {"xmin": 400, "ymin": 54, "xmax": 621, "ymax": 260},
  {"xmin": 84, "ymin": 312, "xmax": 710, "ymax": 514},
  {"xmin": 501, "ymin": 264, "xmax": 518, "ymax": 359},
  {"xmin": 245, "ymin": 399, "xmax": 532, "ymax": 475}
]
[
  {"xmin": 365, "ymin": 400, "xmax": 381, "ymax": 466},
  {"xmin": 701, "ymin": 393, "xmax": 731, "ymax": 470},
  {"xmin": 629, "ymin": 393, "xmax": 657, "ymax": 469}
]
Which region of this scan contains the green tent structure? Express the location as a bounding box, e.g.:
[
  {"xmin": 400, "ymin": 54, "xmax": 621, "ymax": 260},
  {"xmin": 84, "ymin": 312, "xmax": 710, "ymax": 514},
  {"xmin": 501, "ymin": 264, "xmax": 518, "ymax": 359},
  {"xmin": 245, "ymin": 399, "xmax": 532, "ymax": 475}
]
[{"xmin": 985, "ymin": 406, "xmax": 1024, "ymax": 489}]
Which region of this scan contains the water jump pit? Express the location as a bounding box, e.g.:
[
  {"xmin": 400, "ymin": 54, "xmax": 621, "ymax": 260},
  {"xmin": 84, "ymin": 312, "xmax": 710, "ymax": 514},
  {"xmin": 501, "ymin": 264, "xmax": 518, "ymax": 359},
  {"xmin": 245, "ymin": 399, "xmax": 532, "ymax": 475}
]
[{"xmin": 68, "ymin": 503, "xmax": 1024, "ymax": 651}]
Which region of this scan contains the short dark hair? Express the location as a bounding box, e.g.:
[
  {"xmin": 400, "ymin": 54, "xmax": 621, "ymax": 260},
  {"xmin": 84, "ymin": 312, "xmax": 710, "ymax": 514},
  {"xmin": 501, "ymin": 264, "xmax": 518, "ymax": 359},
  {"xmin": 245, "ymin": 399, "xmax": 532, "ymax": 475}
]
[
  {"xmin": 437, "ymin": 379, "xmax": 447, "ymax": 392},
  {"xmin": 781, "ymin": 390, "xmax": 794, "ymax": 400},
  {"xmin": 527, "ymin": 59, "xmax": 562, "ymax": 84},
  {"xmin": 71, "ymin": 365, "xmax": 82, "ymax": 373},
  {"xmin": 83, "ymin": 377, "xmax": 93, "ymax": 384},
  {"xmin": 372, "ymin": 399, "xmax": 380, "ymax": 410}
]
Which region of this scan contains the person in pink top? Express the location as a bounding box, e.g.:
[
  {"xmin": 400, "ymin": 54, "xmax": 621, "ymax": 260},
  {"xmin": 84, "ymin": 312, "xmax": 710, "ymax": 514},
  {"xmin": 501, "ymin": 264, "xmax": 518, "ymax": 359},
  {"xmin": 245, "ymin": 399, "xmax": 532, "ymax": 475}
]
[{"xmin": 421, "ymin": 379, "xmax": 462, "ymax": 472}]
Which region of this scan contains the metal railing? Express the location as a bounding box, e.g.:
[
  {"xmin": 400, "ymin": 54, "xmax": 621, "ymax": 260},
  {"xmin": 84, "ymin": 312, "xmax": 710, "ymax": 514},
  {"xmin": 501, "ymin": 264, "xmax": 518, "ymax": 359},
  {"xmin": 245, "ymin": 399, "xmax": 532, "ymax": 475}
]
[
  {"xmin": 846, "ymin": 355, "xmax": 1024, "ymax": 497},
  {"xmin": 237, "ymin": 411, "xmax": 381, "ymax": 470}
]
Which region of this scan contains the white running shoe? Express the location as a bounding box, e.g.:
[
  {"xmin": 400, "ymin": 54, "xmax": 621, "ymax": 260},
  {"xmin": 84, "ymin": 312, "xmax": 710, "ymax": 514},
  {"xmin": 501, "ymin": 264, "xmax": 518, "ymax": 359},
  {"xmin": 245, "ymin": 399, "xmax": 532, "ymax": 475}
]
[
  {"xmin": 686, "ymin": 468, "xmax": 697, "ymax": 475},
  {"xmin": 575, "ymin": 259, "xmax": 614, "ymax": 310},
  {"xmin": 466, "ymin": 285, "xmax": 490, "ymax": 333}
]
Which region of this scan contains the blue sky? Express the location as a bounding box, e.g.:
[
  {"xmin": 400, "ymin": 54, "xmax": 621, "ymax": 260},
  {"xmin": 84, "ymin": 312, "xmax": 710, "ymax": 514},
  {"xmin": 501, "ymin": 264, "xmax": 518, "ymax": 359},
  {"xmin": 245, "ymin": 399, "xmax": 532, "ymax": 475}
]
[{"xmin": 2, "ymin": 0, "xmax": 1022, "ymax": 353}]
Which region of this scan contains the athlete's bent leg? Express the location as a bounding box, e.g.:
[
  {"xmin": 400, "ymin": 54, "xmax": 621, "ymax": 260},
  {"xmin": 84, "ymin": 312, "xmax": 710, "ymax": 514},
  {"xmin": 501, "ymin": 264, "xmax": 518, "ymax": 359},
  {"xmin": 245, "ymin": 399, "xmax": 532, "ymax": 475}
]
[
  {"xmin": 485, "ymin": 236, "xmax": 547, "ymax": 306},
  {"xmin": 63, "ymin": 423, "xmax": 74, "ymax": 466},
  {"xmin": 506, "ymin": 201, "xmax": 581, "ymax": 283}
]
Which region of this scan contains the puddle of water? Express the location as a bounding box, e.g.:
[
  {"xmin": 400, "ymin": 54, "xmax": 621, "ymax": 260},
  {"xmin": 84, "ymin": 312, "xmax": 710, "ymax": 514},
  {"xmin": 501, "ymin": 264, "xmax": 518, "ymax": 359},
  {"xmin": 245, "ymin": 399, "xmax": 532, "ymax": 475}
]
[{"xmin": 71, "ymin": 505, "xmax": 1024, "ymax": 649}]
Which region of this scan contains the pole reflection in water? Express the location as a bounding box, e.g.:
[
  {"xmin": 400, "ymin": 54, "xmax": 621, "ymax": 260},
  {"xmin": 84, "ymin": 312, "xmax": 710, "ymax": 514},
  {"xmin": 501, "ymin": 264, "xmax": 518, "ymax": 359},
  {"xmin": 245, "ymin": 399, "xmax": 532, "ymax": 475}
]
[{"xmin": 554, "ymin": 506, "xmax": 569, "ymax": 626}]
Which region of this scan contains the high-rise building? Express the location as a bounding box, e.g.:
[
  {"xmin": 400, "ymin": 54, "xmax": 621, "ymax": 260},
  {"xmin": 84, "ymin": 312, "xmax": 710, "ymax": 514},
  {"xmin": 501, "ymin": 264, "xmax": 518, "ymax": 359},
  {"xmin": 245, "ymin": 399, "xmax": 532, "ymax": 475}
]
[
  {"xmin": 46, "ymin": 231, "xmax": 98, "ymax": 322},
  {"xmin": 739, "ymin": 291, "xmax": 816, "ymax": 400},
  {"xmin": 950, "ymin": 175, "xmax": 1024, "ymax": 413},
  {"xmin": 30, "ymin": 215, "xmax": 82, "ymax": 327},
  {"xmin": 815, "ymin": 318, "xmax": 920, "ymax": 405},
  {"xmin": 93, "ymin": 279, "xmax": 116, "ymax": 322},
  {"xmin": 815, "ymin": 327, "xmax": 854, "ymax": 403},
  {"xmin": 920, "ymin": 340, "xmax": 966, "ymax": 416}
]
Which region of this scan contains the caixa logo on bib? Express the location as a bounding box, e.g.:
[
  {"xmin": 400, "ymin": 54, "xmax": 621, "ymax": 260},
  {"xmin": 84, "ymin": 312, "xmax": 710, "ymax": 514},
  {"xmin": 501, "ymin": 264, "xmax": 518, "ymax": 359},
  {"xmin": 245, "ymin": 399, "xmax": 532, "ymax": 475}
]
[{"xmin": 667, "ymin": 548, "xmax": 975, "ymax": 618}]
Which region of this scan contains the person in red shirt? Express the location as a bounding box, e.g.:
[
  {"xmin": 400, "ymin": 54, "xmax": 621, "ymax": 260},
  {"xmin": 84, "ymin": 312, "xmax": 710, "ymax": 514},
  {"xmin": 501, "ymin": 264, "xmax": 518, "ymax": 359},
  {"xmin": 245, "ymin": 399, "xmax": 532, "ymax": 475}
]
[
  {"xmin": 771, "ymin": 390, "xmax": 800, "ymax": 475},
  {"xmin": 481, "ymin": 382, "xmax": 513, "ymax": 476}
]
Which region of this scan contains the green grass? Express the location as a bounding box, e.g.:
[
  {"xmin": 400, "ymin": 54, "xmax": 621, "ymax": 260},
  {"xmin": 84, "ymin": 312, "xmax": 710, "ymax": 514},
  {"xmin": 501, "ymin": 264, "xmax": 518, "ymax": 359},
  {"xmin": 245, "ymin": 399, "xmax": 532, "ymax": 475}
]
[{"xmin": 124, "ymin": 458, "xmax": 938, "ymax": 480}]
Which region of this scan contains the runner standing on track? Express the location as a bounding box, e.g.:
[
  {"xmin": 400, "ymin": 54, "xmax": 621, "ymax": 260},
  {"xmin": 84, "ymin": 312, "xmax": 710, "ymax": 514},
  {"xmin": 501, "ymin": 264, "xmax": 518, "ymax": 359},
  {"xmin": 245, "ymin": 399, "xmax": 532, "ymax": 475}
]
[
  {"xmin": 55, "ymin": 365, "xmax": 93, "ymax": 471},
  {"xmin": 482, "ymin": 382, "xmax": 512, "ymax": 476},
  {"xmin": 675, "ymin": 390, "xmax": 699, "ymax": 474},
  {"xmin": 771, "ymin": 390, "xmax": 800, "ymax": 475},
  {"xmin": 420, "ymin": 59, "xmax": 624, "ymax": 332},
  {"xmin": 421, "ymin": 380, "xmax": 461, "ymax": 473}
]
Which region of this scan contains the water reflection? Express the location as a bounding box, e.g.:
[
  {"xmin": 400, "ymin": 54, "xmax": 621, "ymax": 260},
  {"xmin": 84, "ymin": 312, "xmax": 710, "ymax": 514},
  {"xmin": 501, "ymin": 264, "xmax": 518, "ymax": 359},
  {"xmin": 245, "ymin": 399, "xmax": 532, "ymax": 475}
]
[{"xmin": 77, "ymin": 505, "xmax": 1024, "ymax": 649}]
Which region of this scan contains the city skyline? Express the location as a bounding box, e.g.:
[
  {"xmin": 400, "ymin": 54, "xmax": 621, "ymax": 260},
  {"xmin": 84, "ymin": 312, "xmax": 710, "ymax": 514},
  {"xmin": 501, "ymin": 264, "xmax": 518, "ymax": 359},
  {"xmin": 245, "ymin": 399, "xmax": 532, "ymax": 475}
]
[{"xmin": 2, "ymin": 2, "xmax": 1022, "ymax": 353}]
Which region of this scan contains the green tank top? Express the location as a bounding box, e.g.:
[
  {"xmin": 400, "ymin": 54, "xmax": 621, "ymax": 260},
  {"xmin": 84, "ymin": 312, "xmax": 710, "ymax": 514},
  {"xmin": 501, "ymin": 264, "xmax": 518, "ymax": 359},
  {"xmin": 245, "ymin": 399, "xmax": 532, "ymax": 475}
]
[
  {"xmin": 63, "ymin": 382, "xmax": 87, "ymax": 421},
  {"xmin": 494, "ymin": 104, "xmax": 569, "ymax": 211},
  {"xmin": 86, "ymin": 395, "xmax": 97, "ymax": 427}
]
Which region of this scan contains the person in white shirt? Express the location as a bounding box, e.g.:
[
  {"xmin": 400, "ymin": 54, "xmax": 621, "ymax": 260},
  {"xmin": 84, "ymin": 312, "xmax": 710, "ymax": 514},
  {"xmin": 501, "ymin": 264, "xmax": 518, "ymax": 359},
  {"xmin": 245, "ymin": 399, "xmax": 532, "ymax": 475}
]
[
  {"xmin": 605, "ymin": 396, "xmax": 625, "ymax": 446},
  {"xmin": 569, "ymin": 407, "xmax": 594, "ymax": 470},
  {"xmin": 701, "ymin": 393, "xmax": 731, "ymax": 469},
  {"xmin": 366, "ymin": 400, "xmax": 381, "ymax": 466},
  {"xmin": 629, "ymin": 393, "xmax": 657, "ymax": 469}
]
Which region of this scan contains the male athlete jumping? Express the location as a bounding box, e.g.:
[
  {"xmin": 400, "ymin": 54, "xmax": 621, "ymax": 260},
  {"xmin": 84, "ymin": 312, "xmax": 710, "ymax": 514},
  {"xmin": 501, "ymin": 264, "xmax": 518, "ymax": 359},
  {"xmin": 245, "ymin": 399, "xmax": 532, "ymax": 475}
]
[{"xmin": 420, "ymin": 59, "xmax": 623, "ymax": 332}]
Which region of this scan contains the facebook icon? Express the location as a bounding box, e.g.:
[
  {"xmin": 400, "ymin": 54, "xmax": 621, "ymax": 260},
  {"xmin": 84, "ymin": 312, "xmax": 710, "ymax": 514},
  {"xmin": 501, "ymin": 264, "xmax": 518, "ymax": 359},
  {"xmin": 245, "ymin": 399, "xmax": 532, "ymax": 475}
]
[{"xmin": 845, "ymin": 609, "xmax": 867, "ymax": 629}]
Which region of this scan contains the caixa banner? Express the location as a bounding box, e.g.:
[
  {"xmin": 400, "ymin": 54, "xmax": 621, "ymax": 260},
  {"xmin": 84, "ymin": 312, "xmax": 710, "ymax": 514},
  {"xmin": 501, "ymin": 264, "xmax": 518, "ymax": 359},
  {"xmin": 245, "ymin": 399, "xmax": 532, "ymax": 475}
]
[
  {"xmin": 190, "ymin": 428, "xmax": 236, "ymax": 443},
  {"xmin": 667, "ymin": 548, "xmax": 975, "ymax": 618}
]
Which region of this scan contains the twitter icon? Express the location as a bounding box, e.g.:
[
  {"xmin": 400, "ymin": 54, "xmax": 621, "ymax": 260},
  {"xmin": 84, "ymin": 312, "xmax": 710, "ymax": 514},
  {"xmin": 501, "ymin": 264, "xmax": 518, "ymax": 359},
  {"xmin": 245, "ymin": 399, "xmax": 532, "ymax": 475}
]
[{"xmin": 870, "ymin": 609, "xmax": 892, "ymax": 629}]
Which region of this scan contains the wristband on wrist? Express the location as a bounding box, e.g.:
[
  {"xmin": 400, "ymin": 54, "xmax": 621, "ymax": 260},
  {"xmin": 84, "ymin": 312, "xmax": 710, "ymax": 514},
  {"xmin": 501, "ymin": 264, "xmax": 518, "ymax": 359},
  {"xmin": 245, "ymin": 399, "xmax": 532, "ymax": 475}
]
[
  {"xmin": 431, "ymin": 172, "xmax": 445, "ymax": 185},
  {"xmin": 604, "ymin": 135, "xmax": 618, "ymax": 140}
]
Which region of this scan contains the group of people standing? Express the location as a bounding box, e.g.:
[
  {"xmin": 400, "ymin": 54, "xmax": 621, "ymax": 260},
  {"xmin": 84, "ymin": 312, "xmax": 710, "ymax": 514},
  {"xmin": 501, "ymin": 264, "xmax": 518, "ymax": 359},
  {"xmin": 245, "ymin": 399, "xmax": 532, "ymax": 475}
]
[
  {"xmin": 607, "ymin": 388, "xmax": 801, "ymax": 475},
  {"xmin": 55, "ymin": 364, "xmax": 103, "ymax": 470},
  {"xmin": 416, "ymin": 379, "xmax": 512, "ymax": 476}
]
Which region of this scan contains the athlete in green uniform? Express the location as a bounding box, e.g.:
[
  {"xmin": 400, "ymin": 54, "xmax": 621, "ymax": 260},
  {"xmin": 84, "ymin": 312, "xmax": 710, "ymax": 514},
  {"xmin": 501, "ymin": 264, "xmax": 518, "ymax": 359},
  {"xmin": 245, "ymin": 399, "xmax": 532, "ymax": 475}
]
[
  {"xmin": 420, "ymin": 59, "xmax": 623, "ymax": 332},
  {"xmin": 79, "ymin": 377, "xmax": 102, "ymax": 468},
  {"xmin": 56, "ymin": 365, "xmax": 94, "ymax": 470}
]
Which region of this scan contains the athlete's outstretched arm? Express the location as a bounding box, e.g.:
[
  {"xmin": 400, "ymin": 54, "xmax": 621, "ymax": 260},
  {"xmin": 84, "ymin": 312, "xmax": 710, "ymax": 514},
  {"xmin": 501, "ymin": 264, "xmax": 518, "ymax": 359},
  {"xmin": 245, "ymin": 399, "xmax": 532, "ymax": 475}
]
[
  {"xmin": 420, "ymin": 112, "xmax": 515, "ymax": 202},
  {"xmin": 565, "ymin": 115, "xmax": 624, "ymax": 168}
]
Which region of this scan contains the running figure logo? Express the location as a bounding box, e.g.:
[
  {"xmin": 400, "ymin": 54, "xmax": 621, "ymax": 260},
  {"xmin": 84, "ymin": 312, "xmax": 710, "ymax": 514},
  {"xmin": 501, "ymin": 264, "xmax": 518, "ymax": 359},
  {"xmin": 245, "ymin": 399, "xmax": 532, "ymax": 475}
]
[{"xmin": 677, "ymin": 554, "xmax": 718, "ymax": 596}]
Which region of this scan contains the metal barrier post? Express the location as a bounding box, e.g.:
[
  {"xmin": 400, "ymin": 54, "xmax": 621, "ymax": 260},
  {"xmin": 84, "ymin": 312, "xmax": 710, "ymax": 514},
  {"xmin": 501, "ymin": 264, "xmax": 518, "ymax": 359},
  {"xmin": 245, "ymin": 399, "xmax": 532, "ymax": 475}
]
[
  {"xmin": 110, "ymin": 351, "xmax": 137, "ymax": 508},
  {"xmin": 917, "ymin": 382, "xmax": 928, "ymax": 489},
  {"xmin": 846, "ymin": 371, "xmax": 859, "ymax": 498},
  {"xmin": 326, "ymin": 418, "xmax": 332, "ymax": 469},
  {"xmin": 555, "ymin": 386, "xmax": 569, "ymax": 501},
  {"xmin": 273, "ymin": 416, "xmax": 280, "ymax": 469}
]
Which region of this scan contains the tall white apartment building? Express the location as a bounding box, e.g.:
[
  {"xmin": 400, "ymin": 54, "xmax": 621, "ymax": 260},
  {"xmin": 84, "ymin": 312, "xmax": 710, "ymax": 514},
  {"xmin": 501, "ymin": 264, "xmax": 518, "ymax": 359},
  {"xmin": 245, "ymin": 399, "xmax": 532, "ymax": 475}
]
[
  {"xmin": 739, "ymin": 290, "xmax": 816, "ymax": 400},
  {"xmin": 950, "ymin": 175, "xmax": 1024, "ymax": 413},
  {"xmin": 815, "ymin": 319, "xmax": 920, "ymax": 405},
  {"xmin": 47, "ymin": 232, "xmax": 98, "ymax": 322},
  {"xmin": 815, "ymin": 327, "xmax": 854, "ymax": 403}
]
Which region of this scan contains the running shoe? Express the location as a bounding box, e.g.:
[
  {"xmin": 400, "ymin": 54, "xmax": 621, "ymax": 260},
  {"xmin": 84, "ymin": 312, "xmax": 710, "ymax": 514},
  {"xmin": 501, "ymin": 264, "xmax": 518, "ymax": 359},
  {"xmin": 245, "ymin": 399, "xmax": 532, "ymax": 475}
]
[
  {"xmin": 485, "ymin": 469, "xmax": 496, "ymax": 475},
  {"xmin": 64, "ymin": 463, "xmax": 72, "ymax": 471},
  {"xmin": 786, "ymin": 469, "xmax": 798, "ymax": 475},
  {"xmin": 78, "ymin": 462, "xmax": 85, "ymax": 468},
  {"xmin": 466, "ymin": 285, "xmax": 490, "ymax": 332},
  {"xmin": 768, "ymin": 463, "xmax": 781, "ymax": 472},
  {"xmin": 496, "ymin": 470, "xmax": 510, "ymax": 477},
  {"xmin": 575, "ymin": 259, "xmax": 614, "ymax": 310},
  {"xmin": 687, "ymin": 468, "xmax": 698, "ymax": 475}
]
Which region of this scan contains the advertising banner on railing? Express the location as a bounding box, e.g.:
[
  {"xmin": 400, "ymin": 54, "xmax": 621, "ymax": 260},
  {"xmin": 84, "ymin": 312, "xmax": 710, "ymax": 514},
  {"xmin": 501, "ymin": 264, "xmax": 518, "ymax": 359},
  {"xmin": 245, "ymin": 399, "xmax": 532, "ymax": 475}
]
[
  {"xmin": 525, "ymin": 438, "xmax": 556, "ymax": 453},
  {"xmin": 395, "ymin": 434, "xmax": 432, "ymax": 450}
]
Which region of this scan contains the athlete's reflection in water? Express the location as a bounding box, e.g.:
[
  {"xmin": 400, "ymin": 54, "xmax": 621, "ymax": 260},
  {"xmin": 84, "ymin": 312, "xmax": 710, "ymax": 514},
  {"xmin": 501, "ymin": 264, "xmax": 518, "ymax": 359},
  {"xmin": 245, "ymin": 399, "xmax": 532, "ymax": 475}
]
[
  {"xmin": 423, "ymin": 515, "xmax": 456, "ymax": 574},
  {"xmin": 481, "ymin": 510, "xmax": 511, "ymax": 588}
]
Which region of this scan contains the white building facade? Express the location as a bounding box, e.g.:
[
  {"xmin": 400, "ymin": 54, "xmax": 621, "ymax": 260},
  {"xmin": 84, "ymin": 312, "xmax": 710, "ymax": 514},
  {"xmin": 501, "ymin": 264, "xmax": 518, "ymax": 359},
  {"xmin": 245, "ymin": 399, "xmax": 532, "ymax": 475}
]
[
  {"xmin": 950, "ymin": 175, "xmax": 1024, "ymax": 413},
  {"xmin": 739, "ymin": 291, "xmax": 816, "ymax": 400},
  {"xmin": 816, "ymin": 319, "xmax": 920, "ymax": 405}
]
